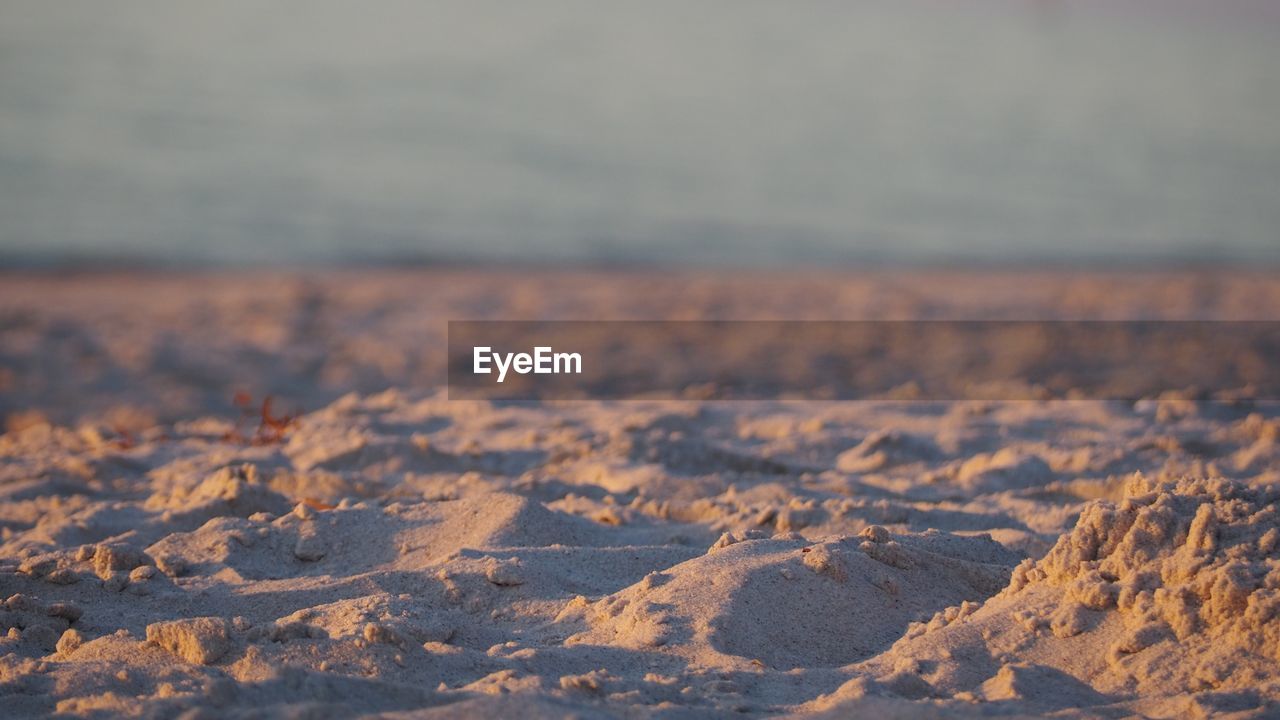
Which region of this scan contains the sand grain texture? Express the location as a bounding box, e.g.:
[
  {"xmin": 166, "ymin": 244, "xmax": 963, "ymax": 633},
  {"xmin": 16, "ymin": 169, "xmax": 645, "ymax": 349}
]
[{"xmin": 1, "ymin": 270, "xmax": 1278, "ymax": 718}]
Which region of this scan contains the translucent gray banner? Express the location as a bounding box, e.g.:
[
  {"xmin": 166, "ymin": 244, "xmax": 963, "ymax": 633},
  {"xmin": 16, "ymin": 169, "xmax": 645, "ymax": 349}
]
[{"xmin": 448, "ymin": 321, "xmax": 1278, "ymax": 401}]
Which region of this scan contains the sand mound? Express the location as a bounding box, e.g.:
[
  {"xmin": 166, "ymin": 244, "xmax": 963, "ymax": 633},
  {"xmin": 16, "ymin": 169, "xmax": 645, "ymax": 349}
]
[
  {"xmin": 563, "ymin": 528, "xmax": 1018, "ymax": 670},
  {"xmin": 1005, "ymin": 474, "xmax": 1280, "ymax": 692},
  {"xmin": 952, "ymin": 448, "xmax": 1054, "ymax": 494},
  {"xmin": 815, "ymin": 474, "xmax": 1280, "ymax": 716},
  {"xmin": 835, "ymin": 430, "xmax": 941, "ymax": 473},
  {"xmin": 145, "ymin": 490, "xmax": 602, "ymax": 582}
]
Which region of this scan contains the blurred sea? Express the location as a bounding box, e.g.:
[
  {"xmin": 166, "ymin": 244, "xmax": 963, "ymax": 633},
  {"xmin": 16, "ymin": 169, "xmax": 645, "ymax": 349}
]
[{"xmin": 1, "ymin": 0, "xmax": 1278, "ymax": 268}]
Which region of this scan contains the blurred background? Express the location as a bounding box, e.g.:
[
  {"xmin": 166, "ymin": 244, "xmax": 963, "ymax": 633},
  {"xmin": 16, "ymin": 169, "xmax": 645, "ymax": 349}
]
[{"xmin": 1, "ymin": 0, "xmax": 1278, "ymax": 269}]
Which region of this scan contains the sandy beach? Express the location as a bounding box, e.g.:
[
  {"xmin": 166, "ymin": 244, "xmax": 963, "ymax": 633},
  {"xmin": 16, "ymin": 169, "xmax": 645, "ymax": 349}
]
[
  {"xmin": 4, "ymin": 0, "xmax": 1278, "ymax": 715},
  {"xmin": 0, "ymin": 269, "xmax": 1276, "ymax": 718}
]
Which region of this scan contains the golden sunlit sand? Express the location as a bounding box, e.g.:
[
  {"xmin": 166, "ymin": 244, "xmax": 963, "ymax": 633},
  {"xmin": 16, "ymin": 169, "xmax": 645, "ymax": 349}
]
[{"xmin": 1, "ymin": 270, "xmax": 1278, "ymax": 718}]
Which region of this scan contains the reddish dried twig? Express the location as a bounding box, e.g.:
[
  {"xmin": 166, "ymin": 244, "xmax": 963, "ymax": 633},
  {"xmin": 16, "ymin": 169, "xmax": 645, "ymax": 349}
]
[
  {"xmin": 254, "ymin": 396, "xmax": 300, "ymax": 445},
  {"xmin": 300, "ymin": 497, "xmax": 336, "ymax": 511},
  {"xmin": 221, "ymin": 391, "xmax": 302, "ymax": 445}
]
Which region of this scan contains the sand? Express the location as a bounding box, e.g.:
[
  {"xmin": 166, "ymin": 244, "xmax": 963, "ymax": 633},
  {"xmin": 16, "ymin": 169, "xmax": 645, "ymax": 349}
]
[{"xmin": 1, "ymin": 269, "xmax": 1278, "ymax": 718}]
